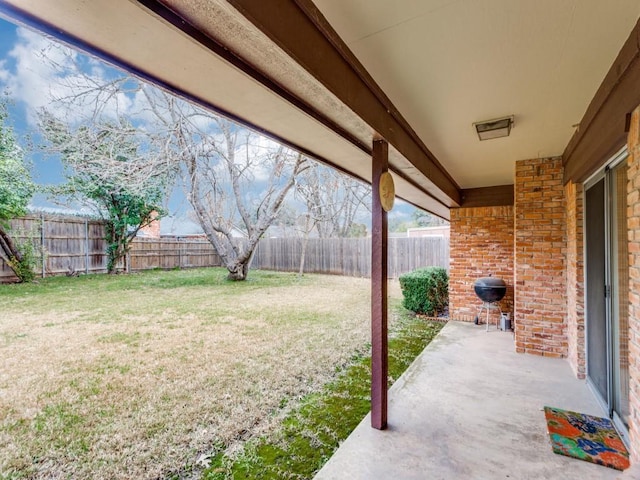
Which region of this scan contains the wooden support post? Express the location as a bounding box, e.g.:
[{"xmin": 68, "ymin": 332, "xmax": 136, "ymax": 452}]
[
  {"xmin": 40, "ymin": 213, "xmax": 46, "ymax": 279},
  {"xmin": 85, "ymin": 218, "xmax": 89, "ymax": 275},
  {"xmin": 371, "ymin": 138, "xmax": 389, "ymax": 430}
]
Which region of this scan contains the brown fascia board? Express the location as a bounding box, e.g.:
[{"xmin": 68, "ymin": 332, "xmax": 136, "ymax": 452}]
[
  {"xmin": 563, "ymin": 17, "xmax": 640, "ymax": 184},
  {"xmin": 138, "ymin": 0, "xmax": 458, "ymax": 214},
  {"xmin": 0, "ymin": 0, "xmax": 369, "ymax": 185},
  {"xmin": 225, "ymin": 0, "xmax": 461, "ymax": 207},
  {"xmin": 459, "ymin": 185, "xmax": 514, "ymax": 208}
]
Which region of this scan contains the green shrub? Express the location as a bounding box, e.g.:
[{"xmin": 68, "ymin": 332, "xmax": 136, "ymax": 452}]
[
  {"xmin": 6, "ymin": 235, "xmax": 38, "ymax": 283},
  {"xmin": 399, "ymin": 267, "xmax": 448, "ymax": 315}
]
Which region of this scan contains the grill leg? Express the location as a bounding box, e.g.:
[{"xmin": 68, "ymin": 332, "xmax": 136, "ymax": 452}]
[
  {"xmin": 475, "ymin": 303, "xmax": 484, "ymax": 325},
  {"xmin": 486, "ymin": 303, "xmax": 490, "ymax": 332}
]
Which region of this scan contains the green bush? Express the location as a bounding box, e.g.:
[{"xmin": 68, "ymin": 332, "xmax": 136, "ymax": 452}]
[
  {"xmin": 399, "ymin": 267, "xmax": 448, "ymax": 315},
  {"xmin": 6, "ymin": 236, "xmax": 38, "ymax": 283}
]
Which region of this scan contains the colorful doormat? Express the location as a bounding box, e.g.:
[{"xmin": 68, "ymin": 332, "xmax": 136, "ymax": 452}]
[{"xmin": 543, "ymin": 406, "xmax": 629, "ymax": 471}]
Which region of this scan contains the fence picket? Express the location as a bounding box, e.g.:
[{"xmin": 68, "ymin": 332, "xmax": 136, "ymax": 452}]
[
  {"xmin": 251, "ymin": 236, "xmax": 449, "ymax": 278},
  {"xmin": 1, "ymin": 215, "xmax": 448, "ymax": 282}
]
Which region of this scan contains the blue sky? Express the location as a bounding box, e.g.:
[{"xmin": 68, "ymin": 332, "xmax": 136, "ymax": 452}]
[
  {"xmin": 0, "ymin": 19, "xmax": 64, "ymax": 185},
  {"xmin": 0, "ymin": 15, "xmax": 197, "ymax": 224},
  {"xmin": 0, "ymin": 18, "xmax": 86, "ymax": 196},
  {"xmin": 0, "ymin": 15, "xmax": 420, "ymax": 232}
]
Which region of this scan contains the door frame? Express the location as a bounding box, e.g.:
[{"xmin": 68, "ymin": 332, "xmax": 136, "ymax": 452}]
[
  {"xmin": 583, "ymin": 146, "xmax": 630, "ymax": 446},
  {"xmin": 584, "ymin": 171, "xmax": 609, "ymax": 410}
]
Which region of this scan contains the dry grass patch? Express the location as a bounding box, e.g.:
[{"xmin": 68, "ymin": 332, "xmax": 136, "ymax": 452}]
[{"xmin": 0, "ymin": 268, "xmax": 401, "ymax": 479}]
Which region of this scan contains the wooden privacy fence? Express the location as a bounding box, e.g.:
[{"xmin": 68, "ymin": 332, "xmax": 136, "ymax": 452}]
[
  {"xmin": 1, "ymin": 214, "xmax": 448, "ymax": 281},
  {"xmin": 0, "ymin": 214, "xmax": 107, "ymax": 281},
  {"xmin": 251, "ymin": 237, "xmax": 449, "ymax": 278},
  {"xmin": 0, "ymin": 214, "xmax": 222, "ymax": 282},
  {"xmin": 128, "ymin": 238, "xmax": 221, "ymax": 271}
]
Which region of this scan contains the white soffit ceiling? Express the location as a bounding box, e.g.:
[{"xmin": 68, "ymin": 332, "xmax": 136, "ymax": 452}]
[
  {"xmin": 314, "ymin": 0, "xmax": 640, "ymax": 188},
  {"xmin": 0, "ymin": 0, "xmax": 452, "ymax": 216}
]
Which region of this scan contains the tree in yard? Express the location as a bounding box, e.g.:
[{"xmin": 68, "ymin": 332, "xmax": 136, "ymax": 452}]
[
  {"xmin": 0, "ymin": 99, "xmax": 36, "ymax": 282},
  {"xmin": 125, "ymin": 87, "xmax": 310, "ymax": 281},
  {"xmin": 295, "ymin": 162, "xmax": 371, "ymax": 239},
  {"xmin": 39, "ymin": 110, "xmax": 171, "ymax": 273},
  {"xmin": 293, "ymin": 162, "xmax": 370, "ymax": 275},
  {"xmin": 36, "ymin": 40, "xmax": 309, "ymax": 280},
  {"xmin": 172, "ymin": 110, "xmax": 307, "ymax": 281}
]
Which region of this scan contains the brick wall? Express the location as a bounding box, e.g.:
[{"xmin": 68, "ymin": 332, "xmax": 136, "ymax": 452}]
[
  {"xmin": 449, "ymin": 206, "xmax": 514, "ymax": 324},
  {"xmin": 138, "ymin": 211, "xmax": 161, "ymax": 238},
  {"xmin": 565, "ymin": 180, "xmax": 585, "ymax": 378},
  {"xmin": 627, "ymin": 105, "xmax": 640, "ymax": 462},
  {"xmin": 514, "ymin": 157, "xmax": 567, "ymax": 357}
]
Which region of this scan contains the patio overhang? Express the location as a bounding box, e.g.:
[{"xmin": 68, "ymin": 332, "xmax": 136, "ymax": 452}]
[
  {"xmin": 0, "ymin": 0, "xmax": 465, "ymax": 219},
  {"xmin": 0, "ymin": 2, "xmax": 638, "ymax": 213}
]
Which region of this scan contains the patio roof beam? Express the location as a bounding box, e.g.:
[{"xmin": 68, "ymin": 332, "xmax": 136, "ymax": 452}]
[
  {"xmin": 459, "ymin": 185, "xmax": 514, "ymax": 208},
  {"xmin": 563, "ymin": 18, "xmax": 640, "ymax": 184},
  {"xmin": 136, "ymin": 0, "xmax": 370, "ymax": 157},
  {"xmin": 371, "ymin": 138, "xmax": 389, "ymax": 430},
  {"xmin": 225, "ymin": 0, "xmax": 461, "ymax": 208}
]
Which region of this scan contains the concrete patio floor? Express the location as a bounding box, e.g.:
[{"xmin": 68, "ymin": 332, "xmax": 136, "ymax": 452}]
[{"xmin": 315, "ymin": 321, "xmax": 639, "ymax": 480}]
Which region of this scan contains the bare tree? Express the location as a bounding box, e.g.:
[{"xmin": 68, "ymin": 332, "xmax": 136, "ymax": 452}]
[
  {"xmin": 184, "ymin": 118, "xmax": 308, "ymax": 280},
  {"xmin": 296, "ymin": 162, "xmax": 371, "ymax": 237},
  {"xmin": 36, "ymin": 41, "xmax": 309, "ymax": 280},
  {"xmin": 137, "ymin": 89, "xmax": 308, "ymax": 280},
  {"xmin": 294, "ymin": 162, "xmax": 371, "ymax": 274}
]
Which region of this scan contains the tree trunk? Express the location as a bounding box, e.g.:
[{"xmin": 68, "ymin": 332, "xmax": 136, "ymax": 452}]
[
  {"xmin": 227, "ymin": 260, "xmax": 249, "ymax": 281},
  {"xmin": 298, "ymin": 234, "xmax": 310, "ymax": 277},
  {"xmin": 225, "ymin": 246, "xmax": 256, "ymax": 281},
  {"xmin": 0, "ymin": 225, "xmax": 21, "ymax": 262},
  {"xmin": 105, "ymin": 223, "xmax": 123, "ymax": 274},
  {"xmin": 0, "ymin": 225, "xmax": 27, "ymax": 282}
]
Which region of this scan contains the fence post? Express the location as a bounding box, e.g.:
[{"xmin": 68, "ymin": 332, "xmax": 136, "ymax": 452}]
[
  {"xmin": 40, "ymin": 213, "xmax": 46, "ymax": 278},
  {"xmin": 85, "ymin": 218, "xmax": 89, "ymax": 275}
]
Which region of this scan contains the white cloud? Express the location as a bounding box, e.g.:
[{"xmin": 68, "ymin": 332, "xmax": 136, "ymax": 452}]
[
  {"xmin": 3, "ymin": 28, "xmax": 72, "ymax": 123},
  {"xmin": 2, "ymin": 27, "xmax": 133, "ymax": 126},
  {"xmin": 242, "ymin": 133, "xmax": 291, "ymax": 183},
  {"xmin": 0, "ymin": 59, "xmax": 9, "ymax": 83}
]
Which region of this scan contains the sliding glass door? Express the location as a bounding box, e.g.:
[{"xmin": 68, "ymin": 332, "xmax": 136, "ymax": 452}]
[
  {"xmin": 585, "ymin": 151, "xmax": 629, "ymax": 438},
  {"xmin": 585, "ymin": 176, "xmax": 608, "ymax": 403}
]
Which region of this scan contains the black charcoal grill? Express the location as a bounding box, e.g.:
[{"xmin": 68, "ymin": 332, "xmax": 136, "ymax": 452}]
[{"xmin": 473, "ymin": 275, "xmax": 506, "ymax": 331}]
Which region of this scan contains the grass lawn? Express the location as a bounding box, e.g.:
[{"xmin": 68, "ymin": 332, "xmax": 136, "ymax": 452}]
[
  {"xmin": 0, "ymin": 268, "xmax": 441, "ymax": 479},
  {"xmin": 203, "ymin": 308, "xmax": 443, "ymax": 480}
]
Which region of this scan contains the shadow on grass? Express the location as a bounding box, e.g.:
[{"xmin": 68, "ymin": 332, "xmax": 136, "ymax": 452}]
[{"xmin": 200, "ymin": 308, "xmax": 445, "ymax": 480}]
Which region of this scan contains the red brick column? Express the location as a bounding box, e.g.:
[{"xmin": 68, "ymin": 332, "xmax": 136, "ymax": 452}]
[
  {"xmin": 627, "ymin": 105, "xmax": 640, "ymax": 461},
  {"xmin": 565, "ymin": 180, "xmax": 585, "ymax": 378},
  {"xmin": 449, "ymin": 206, "xmax": 514, "ymax": 323},
  {"xmin": 514, "ymin": 157, "xmax": 567, "ymax": 356}
]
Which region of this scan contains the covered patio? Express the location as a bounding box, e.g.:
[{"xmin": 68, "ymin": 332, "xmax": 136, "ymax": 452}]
[
  {"xmin": 2, "ymin": 0, "xmax": 640, "ymax": 476},
  {"xmin": 316, "ymin": 321, "xmax": 636, "ymax": 479}
]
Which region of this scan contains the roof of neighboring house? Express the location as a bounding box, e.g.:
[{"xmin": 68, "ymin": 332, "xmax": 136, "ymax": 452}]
[
  {"xmin": 406, "ymin": 226, "xmax": 450, "ymax": 238},
  {"xmin": 158, "ymin": 216, "xmax": 247, "ymax": 238},
  {"xmin": 158, "ymin": 216, "xmax": 204, "ymax": 237}
]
